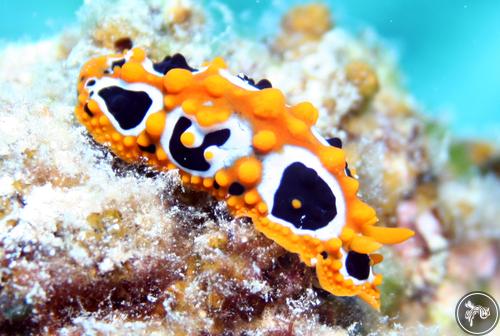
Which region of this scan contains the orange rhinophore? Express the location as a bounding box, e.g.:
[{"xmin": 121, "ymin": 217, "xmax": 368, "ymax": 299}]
[{"xmin": 75, "ymin": 48, "xmax": 414, "ymax": 309}]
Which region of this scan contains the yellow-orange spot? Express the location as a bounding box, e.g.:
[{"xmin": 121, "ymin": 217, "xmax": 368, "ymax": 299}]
[
  {"xmin": 131, "ymin": 48, "xmax": 146, "ymax": 61},
  {"xmin": 326, "ymin": 238, "xmax": 342, "ymax": 253},
  {"xmin": 227, "ymin": 196, "xmax": 237, "ymax": 207},
  {"xmin": 98, "ymin": 115, "xmax": 109, "ymax": 126},
  {"xmin": 281, "ymin": 226, "xmax": 291, "ymax": 236},
  {"xmin": 237, "ymin": 158, "xmax": 262, "ymax": 185},
  {"xmin": 260, "ymin": 218, "xmax": 270, "ymax": 227},
  {"xmin": 204, "ymin": 75, "xmax": 226, "ymax": 97},
  {"xmin": 203, "ymin": 178, "xmax": 213, "ymax": 188},
  {"xmin": 182, "ymin": 99, "xmax": 198, "ymax": 115},
  {"xmin": 252, "ymin": 130, "xmax": 276, "ymax": 152},
  {"xmin": 164, "ymin": 95, "xmax": 177, "ymax": 110},
  {"xmin": 78, "ymin": 94, "xmax": 86, "ymax": 105},
  {"xmin": 204, "ymin": 151, "xmax": 214, "ymax": 160},
  {"xmin": 291, "ymin": 102, "xmax": 319, "ymax": 126},
  {"xmin": 196, "ymin": 107, "xmax": 231, "ymax": 127},
  {"xmin": 209, "ymin": 57, "xmax": 227, "ymax": 69},
  {"xmin": 112, "ymin": 132, "xmax": 122, "ymax": 142},
  {"xmin": 257, "ymin": 202, "xmax": 268, "ymax": 214},
  {"xmin": 163, "ymin": 68, "xmax": 193, "ymax": 93},
  {"xmin": 145, "ymin": 112, "xmax": 166, "ymax": 139},
  {"xmin": 181, "ymin": 174, "xmax": 190, "ymax": 183},
  {"xmin": 286, "ymin": 117, "xmax": 308, "ymax": 137},
  {"xmin": 88, "ymin": 100, "xmax": 99, "ymax": 114},
  {"xmin": 214, "ymin": 170, "xmax": 230, "ymax": 187},
  {"xmin": 310, "ymin": 237, "xmax": 320, "ymax": 247},
  {"xmin": 340, "ymin": 227, "xmax": 355, "ymax": 242},
  {"xmin": 80, "ymin": 112, "xmax": 89, "ymax": 122},
  {"xmin": 137, "ymin": 132, "xmax": 150, "ymax": 147},
  {"xmin": 252, "ymin": 88, "xmax": 285, "ymax": 118},
  {"xmin": 244, "ymin": 190, "xmax": 259, "ymax": 205},
  {"xmin": 332, "ymin": 260, "xmax": 342, "ymax": 271},
  {"xmin": 180, "ymin": 131, "xmax": 195, "ymax": 147},
  {"xmin": 291, "ymin": 199, "xmax": 302, "ymax": 209},
  {"xmin": 191, "ymin": 175, "xmax": 201, "ymax": 184},
  {"xmin": 195, "ymin": 109, "xmax": 216, "ymax": 127},
  {"xmin": 156, "ymin": 146, "xmax": 168, "ymax": 161},
  {"xmin": 123, "ymin": 136, "xmax": 135, "ymax": 147},
  {"xmin": 121, "ymin": 62, "xmax": 144, "ymax": 82},
  {"xmin": 319, "ymin": 146, "xmax": 345, "ymax": 171}
]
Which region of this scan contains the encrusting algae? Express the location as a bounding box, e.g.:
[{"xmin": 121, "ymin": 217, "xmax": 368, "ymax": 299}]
[{"xmin": 0, "ymin": 0, "xmax": 498, "ymax": 335}]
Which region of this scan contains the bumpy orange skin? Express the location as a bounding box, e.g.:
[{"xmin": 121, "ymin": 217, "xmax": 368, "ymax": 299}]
[{"xmin": 75, "ymin": 48, "xmax": 414, "ymax": 310}]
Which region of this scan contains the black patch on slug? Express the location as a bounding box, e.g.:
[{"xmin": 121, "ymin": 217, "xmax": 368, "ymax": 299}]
[
  {"xmin": 213, "ymin": 181, "xmax": 220, "ymax": 189},
  {"xmin": 237, "ymin": 74, "xmax": 273, "ymax": 90},
  {"xmin": 111, "ymin": 59, "xmax": 126, "ymax": 69},
  {"xmin": 153, "ymin": 53, "xmax": 196, "ymax": 74},
  {"xmin": 98, "ymin": 86, "xmax": 152, "ymax": 130},
  {"xmin": 326, "ymin": 137, "xmax": 342, "ymax": 148},
  {"xmin": 255, "ymin": 79, "xmax": 272, "ymax": 89},
  {"xmin": 271, "ymin": 162, "xmax": 337, "ymax": 231},
  {"xmin": 84, "ymin": 103, "xmax": 94, "ymax": 117},
  {"xmin": 321, "ymin": 251, "xmax": 328, "ymax": 259},
  {"xmin": 345, "ymin": 163, "xmax": 353, "ymax": 178},
  {"xmin": 138, "ymin": 144, "xmax": 157, "ymax": 154},
  {"xmin": 169, "ymin": 116, "xmax": 230, "ymax": 171},
  {"xmin": 345, "ymin": 251, "xmax": 370, "ymax": 281},
  {"xmin": 86, "ymin": 79, "xmax": 96, "ymax": 87},
  {"xmin": 228, "ymin": 182, "xmax": 245, "ymax": 196}
]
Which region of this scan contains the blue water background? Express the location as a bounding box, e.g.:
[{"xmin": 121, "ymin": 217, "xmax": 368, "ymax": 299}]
[{"xmin": 0, "ymin": 0, "xmax": 498, "ymax": 140}]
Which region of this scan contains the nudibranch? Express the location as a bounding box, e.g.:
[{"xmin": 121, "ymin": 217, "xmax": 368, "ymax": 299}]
[{"xmin": 75, "ymin": 48, "xmax": 414, "ymax": 309}]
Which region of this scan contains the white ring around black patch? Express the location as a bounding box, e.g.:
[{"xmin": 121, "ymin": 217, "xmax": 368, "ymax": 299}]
[
  {"xmin": 160, "ymin": 107, "xmax": 253, "ymax": 178},
  {"xmin": 88, "ymin": 77, "xmax": 163, "ymax": 137},
  {"xmin": 338, "ymin": 248, "xmax": 374, "ymax": 285},
  {"xmin": 258, "ymin": 145, "xmax": 346, "ymax": 240}
]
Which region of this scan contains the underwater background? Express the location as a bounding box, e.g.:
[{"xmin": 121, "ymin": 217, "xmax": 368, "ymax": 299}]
[{"xmin": 1, "ymin": 0, "xmax": 499, "ymax": 140}]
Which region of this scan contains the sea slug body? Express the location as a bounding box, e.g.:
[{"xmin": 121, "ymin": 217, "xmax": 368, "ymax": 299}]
[{"xmin": 75, "ymin": 47, "xmax": 414, "ymax": 309}]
